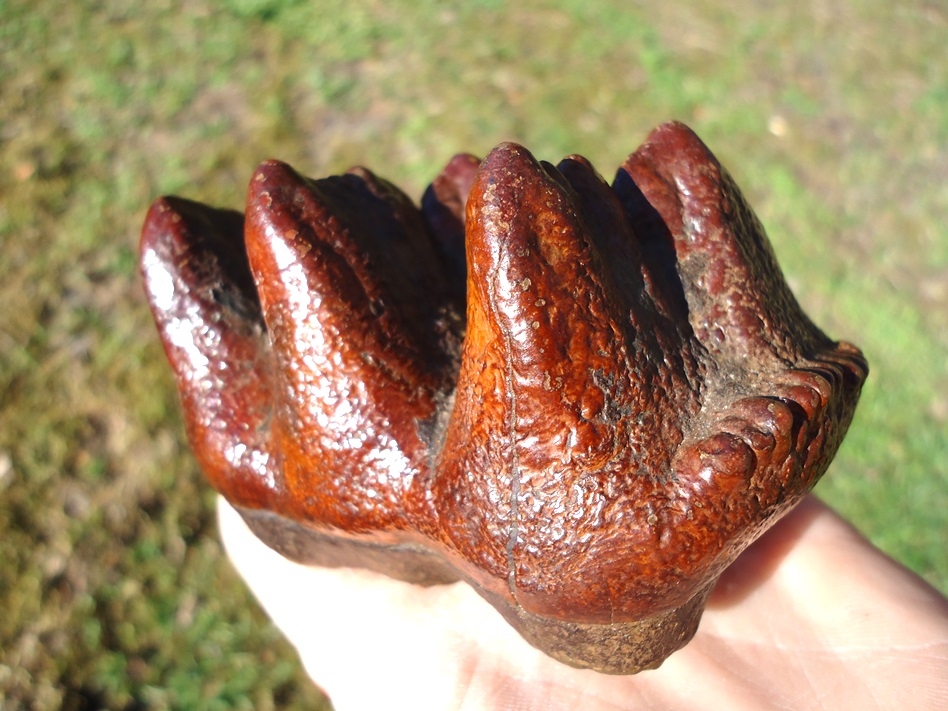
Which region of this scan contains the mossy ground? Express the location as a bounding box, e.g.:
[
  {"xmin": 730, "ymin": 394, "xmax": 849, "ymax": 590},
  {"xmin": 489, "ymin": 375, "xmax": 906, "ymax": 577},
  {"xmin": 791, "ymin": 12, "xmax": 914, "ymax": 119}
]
[{"xmin": 1, "ymin": 1, "xmax": 945, "ymax": 707}]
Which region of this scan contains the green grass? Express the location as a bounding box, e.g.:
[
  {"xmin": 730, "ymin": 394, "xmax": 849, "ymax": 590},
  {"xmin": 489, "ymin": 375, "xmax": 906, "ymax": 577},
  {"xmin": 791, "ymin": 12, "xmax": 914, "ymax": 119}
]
[{"xmin": 1, "ymin": 0, "xmax": 946, "ymax": 707}]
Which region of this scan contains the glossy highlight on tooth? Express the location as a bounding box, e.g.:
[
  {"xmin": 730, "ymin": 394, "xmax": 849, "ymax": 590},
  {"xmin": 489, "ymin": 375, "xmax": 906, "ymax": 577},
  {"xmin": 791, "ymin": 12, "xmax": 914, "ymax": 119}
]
[{"xmin": 140, "ymin": 121, "xmax": 867, "ymax": 674}]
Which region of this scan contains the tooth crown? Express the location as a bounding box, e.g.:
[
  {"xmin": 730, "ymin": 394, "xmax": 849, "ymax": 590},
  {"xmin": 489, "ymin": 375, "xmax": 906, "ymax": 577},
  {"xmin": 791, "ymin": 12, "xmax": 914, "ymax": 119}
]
[{"xmin": 141, "ymin": 122, "xmax": 867, "ymax": 672}]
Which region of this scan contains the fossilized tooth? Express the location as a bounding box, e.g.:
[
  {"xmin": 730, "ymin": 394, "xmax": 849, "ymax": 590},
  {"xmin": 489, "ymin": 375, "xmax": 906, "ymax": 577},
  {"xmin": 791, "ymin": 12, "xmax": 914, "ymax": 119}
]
[{"xmin": 140, "ymin": 122, "xmax": 868, "ymax": 674}]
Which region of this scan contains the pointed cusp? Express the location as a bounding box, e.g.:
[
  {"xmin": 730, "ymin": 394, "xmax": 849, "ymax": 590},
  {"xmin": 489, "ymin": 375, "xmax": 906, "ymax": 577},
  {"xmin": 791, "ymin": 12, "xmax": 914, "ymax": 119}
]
[
  {"xmin": 139, "ymin": 196, "xmax": 279, "ymax": 508},
  {"xmin": 242, "ymin": 160, "xmax": 460, "ymax": 532},
  {"xmin": 618, "ymin": 121, "xmax": 833, "ymax": 369}
]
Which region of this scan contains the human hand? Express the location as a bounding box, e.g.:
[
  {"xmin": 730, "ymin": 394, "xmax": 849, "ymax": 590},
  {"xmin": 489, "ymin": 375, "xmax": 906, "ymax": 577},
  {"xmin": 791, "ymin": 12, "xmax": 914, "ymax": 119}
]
[{"xmin": 218, "ymin": 494, "xmax": 948, "ymax": 710}]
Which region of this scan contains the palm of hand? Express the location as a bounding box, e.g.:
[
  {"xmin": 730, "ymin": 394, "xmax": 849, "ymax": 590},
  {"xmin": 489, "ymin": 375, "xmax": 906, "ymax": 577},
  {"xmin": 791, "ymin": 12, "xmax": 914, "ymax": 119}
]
[{"xmin": 219, "ymin": 495, "xmax": 948, "ymax": 711}]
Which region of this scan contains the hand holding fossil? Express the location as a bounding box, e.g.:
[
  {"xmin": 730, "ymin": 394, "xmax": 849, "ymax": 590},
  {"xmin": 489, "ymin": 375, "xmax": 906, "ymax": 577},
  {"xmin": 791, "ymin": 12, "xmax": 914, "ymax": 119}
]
[
  {"xmin": 142, "ymin": 122, "xmax": 868, "ymax": 672},
  {"xmin": 219, "ymin": 493, "xmax": 948, "ymax": 711}
]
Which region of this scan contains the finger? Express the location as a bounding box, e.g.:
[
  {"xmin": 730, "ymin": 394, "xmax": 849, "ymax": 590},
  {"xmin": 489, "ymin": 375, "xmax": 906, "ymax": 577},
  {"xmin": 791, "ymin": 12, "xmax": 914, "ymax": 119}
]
[
  {"xmin": 698, "ymin": 495, "xmax": 948, "ymax": 710},
  {"xmin": 217, "ymin": 495, "xmax": 542, "ymax": 711}
]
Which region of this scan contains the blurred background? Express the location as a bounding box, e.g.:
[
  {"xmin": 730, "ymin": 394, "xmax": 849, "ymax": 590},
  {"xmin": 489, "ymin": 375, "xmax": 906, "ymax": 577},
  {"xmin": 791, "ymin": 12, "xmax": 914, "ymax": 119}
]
[{"xmin": 1, "ymin": 0, "xmax": 945, "ymax": 708}]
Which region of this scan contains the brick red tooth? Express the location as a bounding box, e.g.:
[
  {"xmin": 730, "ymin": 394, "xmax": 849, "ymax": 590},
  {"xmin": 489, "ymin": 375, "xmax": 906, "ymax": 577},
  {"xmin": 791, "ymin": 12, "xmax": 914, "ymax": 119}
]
[
  {"xmin": 617, "ymin": 121, "xmax": 834, "ymax": 369},
  {"xmin": 421, "ymin": 152, "xmax": 481, "ymax": 294},
  {"xmin": 141, "ymin": 124, "xmax": 871, "ymax": 674},
  {"xmin": 558, "ymin": 154, "xmax": 704, "ymax": 418},
  {"xmin": 139, "ymin": 196, "xmax": 280, "ymax": 508},
  {"xmin": 437, "ymin": 143, "xmax": 682, "ymax": 619},
  {"xmin": 243, "ymin": 160, "xmax": 457, "ymax": 534}
]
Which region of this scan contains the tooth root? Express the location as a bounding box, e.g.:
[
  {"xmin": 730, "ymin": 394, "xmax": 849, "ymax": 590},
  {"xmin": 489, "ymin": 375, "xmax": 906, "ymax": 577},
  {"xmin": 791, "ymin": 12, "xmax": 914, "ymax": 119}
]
[
  {"xmin": 139, "ymin": 196, "xmax": 279, "ymax": 507},
  {"xmin": 618, "ymin": 121, "xmax": 833, "ymax": 367},
  {"xmin": 244, "ymin": 161, "xmax": 455, "ymax": 531}
]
